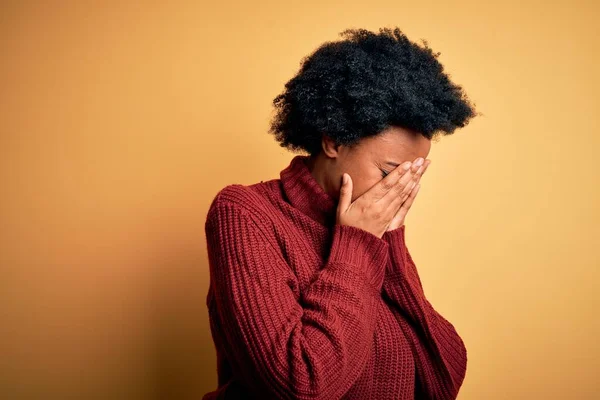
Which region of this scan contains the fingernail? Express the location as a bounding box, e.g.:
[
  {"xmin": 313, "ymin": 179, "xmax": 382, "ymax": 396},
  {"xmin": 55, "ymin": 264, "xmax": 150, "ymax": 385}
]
[
  {"xmin": 403, "ymin": 162, "xmax": 411, "ymax": 170},
  {"xmin": 414, "ymin": 158, "xmax": 424, "ymax": 167}
]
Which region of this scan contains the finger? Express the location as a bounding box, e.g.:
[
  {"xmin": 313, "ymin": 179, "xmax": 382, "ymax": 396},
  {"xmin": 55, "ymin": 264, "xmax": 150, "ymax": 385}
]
[
  {"xmin": 389, "ymin": 175, "xmax": 417, "ymax": 213},
  {"xmin": 407, "ymin": 160, "xmax": 428, "ymax": 192},
  {"xmin": 404, "ymin": 158, "xmax": 430, "ymax": 195},
  {"xmin": 404, "ymin": 182, "xmax": 421, "ymax": 208},
  {"xmin": 386, "ymin": 163, "xmax": 419, "ymax": 202},
  {"xmin": 337, "ymin": 173, "xmax": 353, "ymax": 214},
  {"xmin": 404, "ymin": 157, "xmax": 426, "ymax": 189},
  {"xmin": 381, "ymin": 158, "xmax": 424, "ymax": 218},
  {"xmin": 411, "ymin": 158, "xmax": 430, "ymax": 176},
  {"xmin": 373, "ymin": 161, "xmax": 412, "ymax": 198},
  {"xmin": 386, "ymin": 156, "xmax": 425, "ymax": 199},
  {"xmin": 409, "ymin": 157, "xmax": 424, "ymax": 174},
  {"xmin": 421, "ymin": 159, "xmax": 431, "ymax": 175},
  {"xmin": 393, "ymin": 183, "xmax": 421, "ymax": 222}
]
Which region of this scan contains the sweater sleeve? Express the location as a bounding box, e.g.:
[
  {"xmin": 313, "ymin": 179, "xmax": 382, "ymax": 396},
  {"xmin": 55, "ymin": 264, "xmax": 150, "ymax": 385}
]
[
  {"xmin": 205, "ymin": 199, "xmax": 390, "ymax": 400},
  {"xmin": 381, "ymin": 225, "xmax": 468, "ymax": 400}
]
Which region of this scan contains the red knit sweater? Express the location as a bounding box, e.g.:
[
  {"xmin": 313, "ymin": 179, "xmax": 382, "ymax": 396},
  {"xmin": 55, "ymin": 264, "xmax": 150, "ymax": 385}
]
[{"xmin": 203, "ymin": 155, "xmax": 467, "ymax": 400}]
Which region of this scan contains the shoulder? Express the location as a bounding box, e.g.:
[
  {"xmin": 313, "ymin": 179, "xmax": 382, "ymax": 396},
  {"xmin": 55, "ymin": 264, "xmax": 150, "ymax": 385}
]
[
  {"xmin": 205, "ymin": 183, "xmax": 285, "ymax": 253},
  {"xmin": 206, "ymin": 183, "xmax": 277, "ymax": 226}
]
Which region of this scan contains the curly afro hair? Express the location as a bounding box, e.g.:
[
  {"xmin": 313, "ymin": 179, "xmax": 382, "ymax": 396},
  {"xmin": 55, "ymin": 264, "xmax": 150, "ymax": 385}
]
[{"xmin": 269, "ymin": 27, "xmax": 479, "ymax": 156}]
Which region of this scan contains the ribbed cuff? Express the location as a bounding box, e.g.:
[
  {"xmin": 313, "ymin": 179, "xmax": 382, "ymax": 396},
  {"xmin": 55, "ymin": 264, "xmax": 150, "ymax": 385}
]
[
  {"xmin": 382, "ymin": 224, "xmax": 406, "ymax": 245},
  {"xmin": 327, "ymin": 224, "xmax": 389, "ymax": 291},
  {"xmin": 382, "ymin": 224, "xmax": 408, "ymax": 276}
]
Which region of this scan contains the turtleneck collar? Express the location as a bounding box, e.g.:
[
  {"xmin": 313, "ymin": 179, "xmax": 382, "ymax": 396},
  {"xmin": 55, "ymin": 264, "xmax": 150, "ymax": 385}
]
[{"xmin": 280, "ymin": 155, "xmax": 337, "ymax": 227}]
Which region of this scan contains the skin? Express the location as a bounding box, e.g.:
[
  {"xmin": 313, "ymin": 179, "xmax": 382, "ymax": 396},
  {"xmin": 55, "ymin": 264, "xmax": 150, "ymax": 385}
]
[{"xmin": 304, "ymin": 125, "xmax": 432, "ymax": 232}]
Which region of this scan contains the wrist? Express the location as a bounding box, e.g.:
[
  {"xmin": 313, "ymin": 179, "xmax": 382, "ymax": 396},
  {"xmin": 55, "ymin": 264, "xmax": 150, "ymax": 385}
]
[{"xmin": 384, "ymin": 223, "xmax": 406, "ymax": 239}]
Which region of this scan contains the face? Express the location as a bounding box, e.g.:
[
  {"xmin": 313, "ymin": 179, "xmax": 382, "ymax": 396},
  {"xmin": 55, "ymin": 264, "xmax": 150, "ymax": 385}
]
[{"xmin": 317, "ymin": 125, "xmax": 432, "ymax": 203}]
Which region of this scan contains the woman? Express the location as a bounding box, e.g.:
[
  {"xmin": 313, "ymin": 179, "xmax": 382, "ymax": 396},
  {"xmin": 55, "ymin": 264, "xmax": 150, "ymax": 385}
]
[{"xmin": 203, "ymin": 27, "xmax": 477, "ymax": 400}]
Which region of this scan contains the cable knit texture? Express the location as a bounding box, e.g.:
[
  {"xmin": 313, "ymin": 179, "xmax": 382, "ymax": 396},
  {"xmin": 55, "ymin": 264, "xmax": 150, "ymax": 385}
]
[{"xmin": 203, "ymin": 155, "xmax": 467, "ymax": 399}]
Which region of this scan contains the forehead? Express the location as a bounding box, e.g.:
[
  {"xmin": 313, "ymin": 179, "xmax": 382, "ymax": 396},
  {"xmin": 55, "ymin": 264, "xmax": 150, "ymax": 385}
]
[{"xmin": 365, "ymin": 125, "xmax": 431, "ymax": 161}]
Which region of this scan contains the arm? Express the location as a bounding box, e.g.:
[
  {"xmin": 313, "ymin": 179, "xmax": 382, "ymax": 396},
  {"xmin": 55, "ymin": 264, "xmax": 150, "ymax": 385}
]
[
  {"xmin": 381, "ymin": 225, "xmax": 468, "ymax": 400},
  {"xmin": 205, "ymin": 198, "xmax": 389, "ymax": 400}
]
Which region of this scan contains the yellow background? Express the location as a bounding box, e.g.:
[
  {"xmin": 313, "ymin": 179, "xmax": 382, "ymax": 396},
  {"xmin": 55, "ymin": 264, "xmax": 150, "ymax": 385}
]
[{"xmin": 1, "ymin": 1, "xmax": 598, "ymax": 399}]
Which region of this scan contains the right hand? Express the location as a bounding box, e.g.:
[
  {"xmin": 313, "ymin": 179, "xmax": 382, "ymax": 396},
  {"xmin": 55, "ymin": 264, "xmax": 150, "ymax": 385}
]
[{"xmin": 336, "ymin": 160, "xmax": 421, "ymax": 239}]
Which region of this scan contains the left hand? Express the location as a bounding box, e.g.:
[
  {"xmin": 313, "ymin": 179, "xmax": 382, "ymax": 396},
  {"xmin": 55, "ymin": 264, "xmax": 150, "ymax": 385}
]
[{"xmin": 386, "ymin": 158, "xmax": 431, "ymax": 232}]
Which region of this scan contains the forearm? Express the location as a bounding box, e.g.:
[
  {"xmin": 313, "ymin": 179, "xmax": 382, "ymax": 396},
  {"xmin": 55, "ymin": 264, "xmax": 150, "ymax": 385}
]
[{"xmin": 381, "ymin": 225, "xmax": 468, "ymax": 399}]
